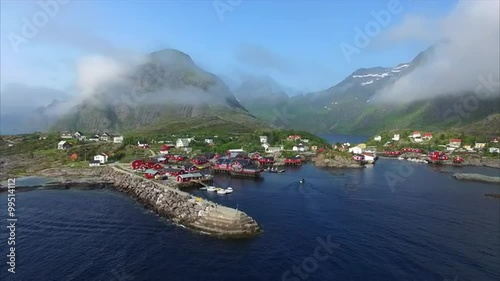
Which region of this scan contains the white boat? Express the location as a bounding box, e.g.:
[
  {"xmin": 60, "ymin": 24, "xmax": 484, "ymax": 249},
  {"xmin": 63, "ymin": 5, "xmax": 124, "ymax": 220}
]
[
  {"xmin": 397, "ymin": 157, "xmax": 404, "ymax": 160},
  {"xmin": 206, "ymin": 186, "xmax": 217, "ymax": 192},
  {"xmin": 225, "ymin": 187, "xmax": 233, "ymax": 194},
  {"xmin": 217, "ymin": 188, "xmax": 227, "ymax": 194}
]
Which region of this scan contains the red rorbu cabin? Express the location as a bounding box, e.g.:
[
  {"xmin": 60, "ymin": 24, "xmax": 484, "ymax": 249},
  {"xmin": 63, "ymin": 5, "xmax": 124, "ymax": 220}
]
[
  {"xmin": 384, "ymin": 150, "xmax": 401, "ymax": 156},
  {"xmin": 284, "ymin": 157, "xmax": 301, "ymax": 165},
  {"xmin": 176, "ymin": 173, "xmax": 204, "ymax": 183},
  {"xmin": 192, "ymin": 157, "xmax": 208, "ymax": 165},
  {"xmin": 144, "ymin": 169, "xmax": 160, "ymax": 179},
  {"xmin": 453, "ymin": 156, "xmax": 464, "ymax": 164},
  {"xmin": 258, "ymin": 157, "xmax": 275, "ymax": 165},
  {"xmin": 131, "ymin": 160, "xmax": 145, "ymax": 170},
  {"xmin": 162, "ymin": 168, "xmax": 185, "ymax": 176}
]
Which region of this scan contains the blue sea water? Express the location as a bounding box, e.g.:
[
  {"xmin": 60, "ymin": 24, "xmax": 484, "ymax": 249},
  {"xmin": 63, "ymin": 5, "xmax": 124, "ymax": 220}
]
[{"xmin": 0, "ymin": 159, "xmax": 499, "ymax": 281}]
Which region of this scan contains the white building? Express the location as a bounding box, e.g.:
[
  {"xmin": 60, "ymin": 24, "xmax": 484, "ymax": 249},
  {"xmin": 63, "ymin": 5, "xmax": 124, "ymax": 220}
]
[
  {"xmin": 259, "ymin": 136, "xmax": 268, "ymax": 144},
  {"xmin": 489, "ymin": 147, "xmax": 500, "ymax": 153},
  {"xmin": 292, "ymin": 144, "xmax": 309, "ymax": 152},
  {"xmin": 57, "ymin": 141, "xmax": 70, "ymax": 150},
  {"xmin": 89, "ymin": 160, "xmax": 101, "ymax": 167},
  {"xmin": 113, "ymin": 135, "xmax": 123, "ymax": 144},
  {"xmin": 392, "ymin": 134, "xmax": 400, "ymax": 141},
  {"xmin": 60, "ymin": 132, "xmax": 72, "ymax": 139},
  {"xmin": 474, "ymin": 142, "xmax": 486, "ymax": 149},
  {"xmin": 88, "ymin": 135, "xmax": 100, "ymax": 142},
  {"xmin": 204, "ymin": 139, "xmax": 214, "ymax": 144},
  {"xmin": 374, "ymin": 136, "xmax": 382, "ymax": 142},
  {"xmin": 349, "ymin": 147, "xmax": 364, "ymax": 154},
  {"xmin": 93, "ymin": 153, "xmax": 108, "ymax": 164},
  {"xmin": 266, "ymin": 146, "xmax": 283, "ymax": 153},
  {"xmin": 137, "ymin": 140, "xmax": 149, "ymax": 148},
  {"xmin": 100, "ymin": 133, "xmax": 110, "ymax": 142},
  {"xmin": 176, "ymin": 138, "xmax": 191, "ymax": 148}
]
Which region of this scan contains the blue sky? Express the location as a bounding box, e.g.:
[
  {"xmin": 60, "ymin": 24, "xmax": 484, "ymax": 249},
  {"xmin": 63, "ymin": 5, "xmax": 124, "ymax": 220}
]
[{"xmin": 1, "ymin": 0, "xmax": 458, "ymax": 96}]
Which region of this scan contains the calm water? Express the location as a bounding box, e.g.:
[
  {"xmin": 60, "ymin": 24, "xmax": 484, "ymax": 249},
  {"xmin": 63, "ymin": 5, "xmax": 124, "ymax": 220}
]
[{"xmin": 0, "ymin": 159, "xmax": 499, "ymax": 281}]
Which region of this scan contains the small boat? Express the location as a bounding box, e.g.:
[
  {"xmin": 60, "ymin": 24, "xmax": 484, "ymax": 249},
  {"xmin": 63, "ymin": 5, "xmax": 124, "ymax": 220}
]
[
  {"xmin": 206, "ymin": 186, "xmax": 217, "ymax": 192},
  {"xmin": 277, "ymin": 169, "xmax": 285, "ymax": 173},
  {"xmin": 299, "ymin": 178, "xmax": 305, "ymax": 184},
  {"xmin": 217, "ymin": 188, "xmax": 227, "ymax": 194},
  {"xmin": 225, "ymin": 187, "xmax": 233, "ymax": 194}
]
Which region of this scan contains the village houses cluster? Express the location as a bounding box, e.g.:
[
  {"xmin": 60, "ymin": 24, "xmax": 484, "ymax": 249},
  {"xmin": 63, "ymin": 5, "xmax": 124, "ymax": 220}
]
[
  {"xmin": 372, "ymin": 131, "xmax": 500, "ymax": 154},
  {"xmin": 56, "ymin": 131, "xmax": 124, "ymax": 167},
  {"xmin": 259, "ymin": 134, "xmax": 314, "ymax": 153}
]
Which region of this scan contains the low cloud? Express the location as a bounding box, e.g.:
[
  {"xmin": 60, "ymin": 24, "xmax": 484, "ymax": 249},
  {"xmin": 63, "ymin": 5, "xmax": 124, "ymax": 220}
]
[{"xmin": 374, "ymin": 0, "xmax": 500, "ymax": 103}]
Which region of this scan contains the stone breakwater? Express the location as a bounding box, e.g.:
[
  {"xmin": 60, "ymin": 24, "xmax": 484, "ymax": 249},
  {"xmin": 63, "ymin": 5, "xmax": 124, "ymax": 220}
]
[
  {"xmin": 453, "ymin": 173, "xmax": 500, "ymax": 184},
  {"xmin": 102, "ymin": 167, "xmax": 262, "ymax": 238}
]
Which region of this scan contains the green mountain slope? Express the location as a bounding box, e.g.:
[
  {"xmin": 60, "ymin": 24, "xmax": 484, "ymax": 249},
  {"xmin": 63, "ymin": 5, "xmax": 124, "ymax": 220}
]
[
  {"xmin": 53, "ymin": 49, "xmax": 269, "ymax": 134},
  {"xmin": 235, "ymin": 47, "xmax": 499, "ymax": 134}
]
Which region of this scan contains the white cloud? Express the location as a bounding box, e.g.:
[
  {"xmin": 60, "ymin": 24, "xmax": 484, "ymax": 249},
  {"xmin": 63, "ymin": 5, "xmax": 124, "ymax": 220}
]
[{"xmin": 374, "ymin": 0, "xmax": 500, "ymax": 103}]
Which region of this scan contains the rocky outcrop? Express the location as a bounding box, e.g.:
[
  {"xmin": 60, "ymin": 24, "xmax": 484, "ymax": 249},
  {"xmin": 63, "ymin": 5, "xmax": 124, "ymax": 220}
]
[
  {"xmin": 453, "ymin": 173, "xmax": 500, "ymax": 184},
  {"xmin": 102, "ymin": 167, "xmax": 262, "ymax": 238},
  {"xmin": 311, "ymin": 153, "xmax": 363, "ymax": 168}
]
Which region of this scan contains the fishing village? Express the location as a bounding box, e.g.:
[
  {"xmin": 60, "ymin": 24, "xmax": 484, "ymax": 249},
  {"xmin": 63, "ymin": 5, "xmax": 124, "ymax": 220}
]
[{"xmin": 1, "ymin": 129, "xmax": 499, "ymax": 239}]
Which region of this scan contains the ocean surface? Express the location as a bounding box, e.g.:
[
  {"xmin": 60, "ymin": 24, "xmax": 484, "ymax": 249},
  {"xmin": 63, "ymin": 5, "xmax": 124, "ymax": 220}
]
[{"xmin": 1, "ymin": 157, "xmax": 500, "ymax": 280}]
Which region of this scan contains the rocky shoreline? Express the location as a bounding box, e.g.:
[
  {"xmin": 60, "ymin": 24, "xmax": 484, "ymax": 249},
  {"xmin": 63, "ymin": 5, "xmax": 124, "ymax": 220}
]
[
  {"xmin": 311, "ymin": 153, "xmax": 363, "ymax": 168},
  {"xmin": 1, "ymin": 166, "xmax": 262, "ymax": 239},
  {"xmin": 381, "ymin": 155, "xmax": 500, "ymax": 169}
]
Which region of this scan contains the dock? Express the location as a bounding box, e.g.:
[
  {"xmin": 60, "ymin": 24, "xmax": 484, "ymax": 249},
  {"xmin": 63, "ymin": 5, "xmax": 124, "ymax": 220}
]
[{"xmin": 104, "ymin": 165, "xmax": 262, "ymax": 238}]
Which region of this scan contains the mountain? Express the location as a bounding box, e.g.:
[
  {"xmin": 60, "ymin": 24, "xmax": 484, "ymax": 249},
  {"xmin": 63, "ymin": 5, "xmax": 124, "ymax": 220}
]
[
  {"xmin": 236, "ymin": 46, "xmax": 500, "ymax": 134},
  {"xmin": 53, "ymin": 49, "xmax": 268, "ymax": 134}
]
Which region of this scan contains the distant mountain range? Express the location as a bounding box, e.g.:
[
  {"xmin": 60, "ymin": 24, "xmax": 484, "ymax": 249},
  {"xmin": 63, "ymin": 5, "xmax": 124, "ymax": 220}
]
[
  {"xmin": 234, "ymin": 46, "xmax": 500, "ymax": 135},
  {"xmin": 2, "ymin": 46, "xmax": 498, "ymax": 136}
]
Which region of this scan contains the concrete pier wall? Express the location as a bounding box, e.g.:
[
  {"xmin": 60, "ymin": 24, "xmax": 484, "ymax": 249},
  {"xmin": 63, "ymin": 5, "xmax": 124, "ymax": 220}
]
[{"xmin": 101, "ymin": 167, "xmax": 262, "ymax": 238}]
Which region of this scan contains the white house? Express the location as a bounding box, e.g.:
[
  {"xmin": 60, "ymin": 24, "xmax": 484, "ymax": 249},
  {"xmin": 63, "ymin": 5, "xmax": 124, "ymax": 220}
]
[
  {"xmin": 266, "ymin": 146, "xmax": 283, "ymax": 153},
  {"xmin": 88, "ymin": 135, "xmax": 100, "ymax": 142},
  {"xmin": 137, "ymin": 140, "xmax": 149, "ymax": 148},
  {"xmin": 292, "ymin": 144, "xmax": 309, "ymax": 152},
  {"xmin": 176, "ymin": 138, "xmax": 191, "ymax": 148},
  {"xmin": 259, "ymin": 136, "xmax": 268, "ymax": 144},
  {"xmin": 449, "ymin": 139, "xmax": 462, "ymax": 148},
  {"xmin": 474, "ymin": 142, "xmax": 486, "ymax": 149},
  {"xmin": 100, "ymin": 133, "xmax": 110, "ymax": 142},
  {"xmin": 374, "ymin": 136, "xmax": 382, "ymax": 142},
  {"xmin": 392, "ymin": 134, "xmax": 400, "ymax": 141},
  {"xmin": 113, "ymin": 135, "xmax": 124, "ymax": 144},
  {"xmin": 60, "ymin": 132, "xmax": 72, "ymax": 139},
  {"xmin": 204, "ymin": 139, "xmax": 214, "ymax": 144},
  {"xmin": 57, "ymin": 141, "xmax": 70, "ymax": 150},
  {"xmin": 410, "ymin": 131, "xmax": 421, "ymax": 138},
  {"xmin": 74, "ymin": 131, "xmax": 83, "ymax": 139},
  {"xmin": 89, "ymin": 160, "xmax": 101, "ymax": 167},
  {"xmin": 93, "ymin": 153, "xmax": 108, "ymax": 164},
  {"xmin": 489, "ymin": 147, "xmax": 500, "ymax": 153},
  {"xmin": 349, "ymin": 147, "xmax": 364, "ymax": 154}
]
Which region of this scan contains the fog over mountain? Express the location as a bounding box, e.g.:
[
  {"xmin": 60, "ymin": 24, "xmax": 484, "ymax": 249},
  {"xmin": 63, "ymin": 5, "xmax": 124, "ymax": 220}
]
[{"xmin": 374, "ymin": 0, "xmax": 500, "ymax": 103}]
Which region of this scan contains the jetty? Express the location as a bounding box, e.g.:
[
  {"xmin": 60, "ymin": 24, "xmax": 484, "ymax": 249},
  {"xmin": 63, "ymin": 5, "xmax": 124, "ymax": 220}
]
[
  {"xmin": 103, "ymin": 166, "xmax": 262, "ymax": 238},
  {"xmin": 452, "ymin": 173, "xmax": 500, "ymax": 184}
]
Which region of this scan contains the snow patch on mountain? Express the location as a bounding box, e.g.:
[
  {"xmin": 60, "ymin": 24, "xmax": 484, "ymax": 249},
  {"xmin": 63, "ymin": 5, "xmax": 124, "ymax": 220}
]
[{"xmin": 353, "ymin": 64, "xmax": 410, "ymax": 86}]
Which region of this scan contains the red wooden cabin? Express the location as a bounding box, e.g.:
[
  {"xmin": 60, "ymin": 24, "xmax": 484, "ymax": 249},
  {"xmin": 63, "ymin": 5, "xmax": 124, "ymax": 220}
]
[
  {"xmin": 284, "ymin": 157, "xmax": 302, "ymax": 165},
  {"xmin": 192, "ymin": 157, "xmax": 208, "ymax": 165},
  {"xmin": 258, "ymin": 157, "xmax": 275, "ymax": 164},
  {"xmin": 131, "ymin": 159, "xmax": 144, "ymax": 170}
]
